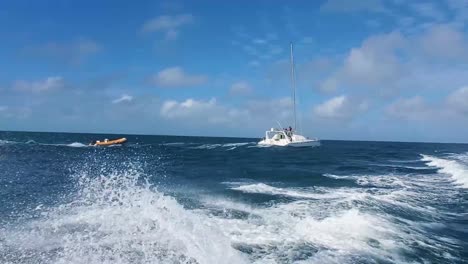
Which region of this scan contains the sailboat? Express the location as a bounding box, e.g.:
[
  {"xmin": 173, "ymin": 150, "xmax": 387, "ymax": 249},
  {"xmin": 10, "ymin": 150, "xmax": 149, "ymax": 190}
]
[{"xmin": 258, "ymin": 43, "xmax": 320, "ymax": 147}]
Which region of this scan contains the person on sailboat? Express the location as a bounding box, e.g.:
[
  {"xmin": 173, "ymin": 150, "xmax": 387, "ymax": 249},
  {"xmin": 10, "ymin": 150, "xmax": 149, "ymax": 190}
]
[{"xmin": 284, "ymin": 127, "xmax": 291, "ymax": 141}]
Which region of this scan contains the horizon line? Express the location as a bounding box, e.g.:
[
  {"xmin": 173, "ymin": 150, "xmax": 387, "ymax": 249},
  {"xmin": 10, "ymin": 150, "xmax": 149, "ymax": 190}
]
[{"xmin": 1, "ymin": 129, "xmax": 467, "ymax": 145}]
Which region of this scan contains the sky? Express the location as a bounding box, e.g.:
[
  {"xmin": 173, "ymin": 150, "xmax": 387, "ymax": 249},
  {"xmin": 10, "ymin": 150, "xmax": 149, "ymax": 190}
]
[{"xmin": 1, "ymin": 0, "xmax": 468, "ymax": 143}]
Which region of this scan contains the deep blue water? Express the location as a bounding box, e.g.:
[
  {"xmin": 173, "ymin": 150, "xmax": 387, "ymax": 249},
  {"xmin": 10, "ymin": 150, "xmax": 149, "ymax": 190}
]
[{"xmin": 0, "ymin": 131, "xmax": 467, "ymax": 263}]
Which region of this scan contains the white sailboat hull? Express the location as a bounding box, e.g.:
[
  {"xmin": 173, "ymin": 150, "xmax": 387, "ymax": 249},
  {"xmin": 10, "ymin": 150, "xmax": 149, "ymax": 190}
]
[{"xmin": 258, "ymin": 138, "xmax": 320, "ymax": 147}]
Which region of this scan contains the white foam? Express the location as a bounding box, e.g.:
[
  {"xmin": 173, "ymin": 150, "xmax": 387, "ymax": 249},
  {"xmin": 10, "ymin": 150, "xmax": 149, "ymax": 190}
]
[
  {"xmin": 229, "ymin": 182, "xmax": 435, "ymax": 217},
  {"xmin": 203, "ymin": 174, "xmax": 464, "ymax": 263},
  {"xmin": 191, "ymin": 144, "xmax": 223, "ymax": 149},
  {"xmin": 421, "ymin": 154, "xmax": 468, "ymax": 188},
  {"xmin": 372, "ymin": 163, "xmax": 434, "ymax": 170},
  {"xmin": 231, "ymin": 183, "xmax": 351, "ymax": 200},
  {"xmin": 202, "ymin": 197, "xmax": 419, "ymax": 263},
  {"xmin": 325, "ymin": 173, "xmax": 436, "ymax": 189},
  {"xmin": 0, "ymin": 140, "xmax": 91, "ymax": 148},
  {"xmin": 162, "ymin": 142, "xmax": 187, "ymax": 146},
  {"xmin": 67, "ymin": 142, "xmax": 88, "ymax": 148},
  {"xmin": 0, "ymin": 139, "xmax": 14, "ymax": 145},
  {"xmin": 190, "ymin": 142, "xmax": 253, "ymax": 150},
  {"xmin": 323, "ymin": 173, "xmax": 356, "ymax": 180},
  {"xmin": 1, "ymin": 168, "xmax": 247, "ymax": 264}
]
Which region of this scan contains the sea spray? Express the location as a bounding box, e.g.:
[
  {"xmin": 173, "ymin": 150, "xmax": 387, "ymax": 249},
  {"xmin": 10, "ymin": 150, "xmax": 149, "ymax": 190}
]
[
  {"xmin": 1, "ymin": 165, "xmax": 247, "ymax": 264},
  {"xmin": 422, "ymin": 154, "xmax": 468, "ymax": 188}
]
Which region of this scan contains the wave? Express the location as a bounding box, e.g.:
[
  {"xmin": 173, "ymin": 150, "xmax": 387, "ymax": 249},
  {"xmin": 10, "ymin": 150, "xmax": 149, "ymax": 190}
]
[
  {"xmin": 231, "ymin": 183, "xmax": 334, "ymax": 199},
  {"xmin": 0, "ymin": 139, "xmax": 16, "ymax": 145},
  {"xmin": 323, "ymin": 173, "xmax": 356, "ymax": 180},
  {"xmin": 228, "ymin": 181, "xmax": 437, "ymax": 215},
  {"xmin": 0, "ymin": 166, "xmax": 248, "ymax": 264},
  {"xmin": 1, "ymin": 166, "xmax": 462, "ymax": 263},
  {"xmin": 230, "ymin": 183, "xmax": 386, "ymax": 203},
  {"xmin": 66, "ymin": 142, "xmax": 88, "ymax": 147},
  {"xmin": 200, "ymin": 193, "xmax": 451, "ymax": 263},
  {"xmin": 421, "ymin": 154, "xmax": 468, "ymax": 188},
  {"xmin": 208, "ymin": 172, "xmax": 464, "ymax": 263},
  {"xmin": 370, "ymin": 163, "xmax": 435, "ymax": 170},
  {"xmin": 190, "ymin": 142, "xmax": 254, "ymax": 150},
  {"xmin": 0, "ymin": 139, "xmax": 90, "ymax": 148},
  {"xmin": 323, "ymin": 173, "xmax": 411, "ymax": 189},
  {"xmin": 42, "ymin": 142, "xmax": 91, "ymax": 148},
  {"xmin": 161, "ymin": 142, "xmax": 190, "ymax": 146}
]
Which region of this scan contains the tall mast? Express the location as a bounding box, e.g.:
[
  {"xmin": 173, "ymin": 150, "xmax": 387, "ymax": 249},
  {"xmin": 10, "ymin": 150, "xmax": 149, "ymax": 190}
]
[{"xmin": 290, "ymin": 42, "xmax": 297, "ymax": 131}]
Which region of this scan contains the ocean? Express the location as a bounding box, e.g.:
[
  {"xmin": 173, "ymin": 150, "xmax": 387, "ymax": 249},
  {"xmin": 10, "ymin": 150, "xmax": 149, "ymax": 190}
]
[{"xmin": 0, "ymin": 131, "xmax": 467, "ymax": 264}]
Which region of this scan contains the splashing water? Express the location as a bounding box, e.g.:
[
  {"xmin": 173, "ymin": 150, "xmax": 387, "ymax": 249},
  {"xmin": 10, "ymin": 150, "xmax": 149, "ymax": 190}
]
[
  {"xmin": 422, "ymin": 154, "xmax": 468, "ymax": 188},
  {"xmin": 0, "ymin": 166, "xmax": 247, "ymax": 264}
]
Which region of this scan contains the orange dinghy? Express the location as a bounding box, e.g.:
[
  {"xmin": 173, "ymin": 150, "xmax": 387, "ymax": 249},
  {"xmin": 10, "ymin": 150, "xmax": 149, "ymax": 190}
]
[{"xmin": 90, "ymin": 137, "xmax": 127, "ymax": 146}]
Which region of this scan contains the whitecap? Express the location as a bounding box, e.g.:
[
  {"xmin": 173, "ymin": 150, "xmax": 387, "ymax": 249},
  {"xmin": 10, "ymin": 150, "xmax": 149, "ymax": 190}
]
[
  {"xmin": 421, "ymin": 154, "xmax": 468, "ymax": 188},
  {"xmin": 1, "ymin": 167, "xmax": 248, "ymax": 264},
  {"xmin": 67, "ymin": 142, "xmax": 88, "ymax": 148}
]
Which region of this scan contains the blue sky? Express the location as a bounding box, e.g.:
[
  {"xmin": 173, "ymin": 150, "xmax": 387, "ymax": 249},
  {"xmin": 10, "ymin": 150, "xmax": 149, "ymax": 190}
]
[{"xmin": 1, "ymin": 0, "xmax": 468, "ymax": 142}]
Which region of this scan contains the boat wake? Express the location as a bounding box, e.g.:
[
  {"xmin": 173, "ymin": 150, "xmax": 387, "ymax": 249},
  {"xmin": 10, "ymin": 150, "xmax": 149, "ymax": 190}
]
[
  {"xmin": 0, "ymin": 165, "xmax": 247, "ymax": 264},
  {"xmin": 161, "ymin": 142, "xmax": 256, "ymax": 150},
  {"xmin": 219, "ymin": 155, "xmax": 466, "ymax": 263},
  {"xmin": 421, "ymin": 154, "xmax": 468, "ymax": 188},
  {"xmin": 1, "ymin": 147, "xmax": 466, "ymax": 263},
  {"xmin": 0, "ymin": 139, "xmax": 90, "ymax": 148},
  {"xmin": 207, "ymin": 176, "xmax": 462, "ymax": 263},
  {"xmin": 230, "ymin": 183, "xmax": 350, "ymax": 200}
]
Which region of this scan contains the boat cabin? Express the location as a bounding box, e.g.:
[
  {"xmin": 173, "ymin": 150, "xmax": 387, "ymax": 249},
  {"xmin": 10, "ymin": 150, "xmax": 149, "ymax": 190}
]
[{"xmin": 265, "ymin": 128, "xmax": 292, "ymax": 141}]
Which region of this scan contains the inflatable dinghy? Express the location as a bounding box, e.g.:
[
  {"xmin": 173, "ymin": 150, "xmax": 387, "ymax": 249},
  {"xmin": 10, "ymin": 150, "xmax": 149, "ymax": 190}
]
[{"xmin": 90, "ymin": 137, "xmax": 127, "ymax": 146}]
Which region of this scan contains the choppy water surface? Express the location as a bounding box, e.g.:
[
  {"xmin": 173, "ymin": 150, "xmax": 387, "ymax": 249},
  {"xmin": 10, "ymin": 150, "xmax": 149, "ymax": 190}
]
[{"xmin": 0, "ymin": 131, "xmax": 467, "ymax": 263}]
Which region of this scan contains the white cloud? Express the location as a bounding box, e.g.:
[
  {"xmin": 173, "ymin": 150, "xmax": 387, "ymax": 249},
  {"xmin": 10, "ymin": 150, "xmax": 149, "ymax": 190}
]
[
  {"xmin": 229, "ymin": 81, "xmax": 253, "ymax": 96},
  {"xmin": 245, "ymin": 97, "xmax": 292, "ymax": 122},
  {"xmin": 112, "ymin": 94, "xmax": 133, "ymax": 104},
  {"xmin": 410, "ymin": 2, "xmax": 445, "ymax": 21},
  {"xmin": 75, "ymin": 39, "xmax": 100, "ymax": 56},
  {"xmin": 321, "ymin": 31, "xmax": 404, "ymax": 95},
  {"xmin": 366, "ymin": 19, "xmax": 381, "ymax": 28},
  {"xmin": 13, "ymin": 76, "xmax": 65, "ymax": 93},
  {"xmin": 141, "ymin": 14, "xmax": 194, "ymax": 40},
  {"xmin": 321, "ymin": 0, "xmax": 387, "ymax": 13},
  {"xmin": 243, "ymin": 45, "xmax": 258, "ymax": 56},
  {"xmin": 386, "ymin": 96, "xmax": 432, "ymax": 120},
  {"xmin": 27, "ymin": 39, "xmax": 101, "ymax": 65},
  {"xmin": 447, "ymin": 0, "xmax": 468, "ymax": 26},
  {"xmin": 0, "ymin": 106, "xmax": 32, "ymax": 119},
  {"xmin": 269, "ymin": 45, "xmax": 283, "ymax": 55},
  {"xmin": 319, "ymin": 78, "xmax": 339, "ymax": 93},
  {"xmin": 342, "ymin": 31, "xmax": 404, "ymax": 85},
  {"xmin": 301, "ymin": 36, "xmax": 314, "ymax": 44},
  {"xmin": 313, "ymin": 95, "xmax": 367, "ymax": 119},
  {"xmin": 266, "ymin": 33, "xmax": 278, "ymax": 40},
  {"xmin": 248, "ymin": 60, "xmax": 260, "ymax": 67},
  {"xmin": 160, "ymin": 98, "xmax": 245, "ymax": 124},
  {"xmin": 159, "ymin": 97, "xmax": 294, "ymax": 128},
  {"xmin": 397, "ymin": 16, "xmax": 415, "ymax": 28},
  {"xmin": 161, "ymin": 98, "xmax": 215, "ymax": 119},
  {"xmin": 419, "ymin": 24, "xmax": 467, "ymax": 60},
  {"xmin": 385, "ymin": 88, "xmax": 468, "ymax": 122},
  {"xmin": 320, "ymin": 24, "xmax": 468, "ymax": 96},
  {"xmin": 446, "ymin": 86, "xmax": 468, "ymax": 114},
  {"xmin": 150, "ymin": 67, "xmax": 207, "ymax": 88},
  {"xmin": 253, "ymin": 38, "xmax": 267, "ymax": 45},
  {"xmin": 246, "ymin": 97, "xmax": 292, "ymax": 118}
]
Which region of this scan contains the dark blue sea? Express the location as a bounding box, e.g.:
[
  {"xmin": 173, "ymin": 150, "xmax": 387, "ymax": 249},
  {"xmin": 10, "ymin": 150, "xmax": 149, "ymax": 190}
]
[{"xmin": 0, "ymin": 131, "xmax": 467, "ymax": 264}]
